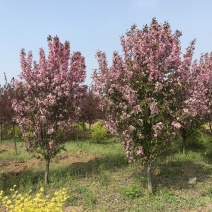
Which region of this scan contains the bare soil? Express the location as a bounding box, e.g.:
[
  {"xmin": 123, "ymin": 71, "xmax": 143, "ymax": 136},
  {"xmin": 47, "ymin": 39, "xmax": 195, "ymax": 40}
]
[
  {"xmin": 0, "ymin": 145, "xmax": 102, "ymax": 212},
  {"xmin": 0, "ymin": 144, "xmax": 102, "ymax": 175}
]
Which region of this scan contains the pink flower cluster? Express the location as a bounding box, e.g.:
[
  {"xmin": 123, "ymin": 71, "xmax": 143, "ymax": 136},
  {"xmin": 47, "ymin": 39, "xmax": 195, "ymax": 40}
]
[
  {"xmin": 12, "ymin": 36, "xmax": 87, "ymax": 158},
  {"xmin": 173, "ymin": 40, "xmax": 211, "ymax": 133},
  {"xmin": 93, "ymin": 18, "xmax": 201, "ymax": 163}
]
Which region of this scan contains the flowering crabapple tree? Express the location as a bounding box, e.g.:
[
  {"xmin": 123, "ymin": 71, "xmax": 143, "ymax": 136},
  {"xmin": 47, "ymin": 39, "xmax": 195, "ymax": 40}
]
[
  {"xmin": 79, "ymin": 88, "xmax": 104, "ymax": 129},
  {"xmin": 0, "ymin": 75, "xmax": 14, "ymax": 140},
  {"xmin": 12, "ymin": 35, "xmax": 87, "ymax": 183},
  {"xmin": 0, "ymin": 74, "xmax": 14, "ymax": 141},
  {"xmin": 171, "ymin": 43, "xmax": 212, "ymax": 154},
  {"xmin": 0, "ymin": 74, "xmax": 20, "ymax": 155},
  {"xmin": 191, "ymin": 53, "xmax": 212, "ymax": 134},
  {"xmin": 172, "ymin": 40, "xmax": 201, "ymax": 154},
  {"xmin": 93, "ymin": 18, "xmax": 194, "ymax": 193}
]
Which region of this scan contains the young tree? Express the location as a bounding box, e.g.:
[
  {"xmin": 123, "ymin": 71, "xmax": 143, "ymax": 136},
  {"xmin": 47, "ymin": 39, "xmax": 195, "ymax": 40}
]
[
  {"xmin": 12, "ymin": 35, "xmax": 87, "ymax": 183},
  {"xmin": 172, "ymin": 41, "xmax": 201, "ymax": 154},
  {"xmin": 93, "ymin": 18, "xmax": 194, "ymax": 193},
  {"xmin": 0, "ymin": 74, "xmax": 17, "ymax": 148},
  {"xmin": 174, "ymin": 50, "xmax": 212, "ymax": 154},
  {"xmin": 191, "ymin": 53, "xmax": 212, "ymax": 134},
  {"xmin": 0, "ymin": 79, "xmax": 6, "ymax": 141},
  {"xmin": 79, "ymin": 88, "xmax": 104, "ymax": 131}
]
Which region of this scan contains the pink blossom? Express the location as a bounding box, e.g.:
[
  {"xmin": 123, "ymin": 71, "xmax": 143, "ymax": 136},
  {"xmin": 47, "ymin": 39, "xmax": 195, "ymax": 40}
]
[
  {"xmin": 93, "ymin": 18, "xmax": 194, "ymax": 163},
  {"xmin": 47, "ymin": 127, "xmax": 55, "ymax": 135},
  {"xmin": 12, "ymin": 35, "xmax": 87, "ymax": 164},
  {"xmin": 128, "ymin": 125, "xmax": 135, "ymax": 132},
  {"xmin": 108, "ymin": 88, "xmax": 114, "ymax": 94},
  {"xmin": 150, "ymin": 101, "xmax": 158, "ymax": 114},
  {"xmin": 155, "ymin": 82, "xmax": 163, "ymax": 92},
  {"xmin": 136, "ymin": 146, "xmax": 144, "ymax": 156},
  {"xmin": 49, "ymin": 140, "xmax": 54, "ymax": 149},
  {"xmin": 171, "ymin": 121, "xmax": 181, "ymax": 129},
  {"xmin": 183, "ymin": 108, "xmax": 189, "ymax": 113}
]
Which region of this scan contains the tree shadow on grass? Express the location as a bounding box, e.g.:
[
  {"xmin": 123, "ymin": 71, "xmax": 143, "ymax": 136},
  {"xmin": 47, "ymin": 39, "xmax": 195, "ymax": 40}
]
[
  {"xmin": 151, "ymin": 159, "xmax": 212, "ymax": 191},
  {"xmin": 70, "ymin": 154, "xmax": 127, "ymax": 175},
  {"xmin": 0, "ymin": 153, "xmax": 128, "ymax": 194},
  {"xmin": 203, "ymin": 152, "xmax": 212, "ymax": 164}
]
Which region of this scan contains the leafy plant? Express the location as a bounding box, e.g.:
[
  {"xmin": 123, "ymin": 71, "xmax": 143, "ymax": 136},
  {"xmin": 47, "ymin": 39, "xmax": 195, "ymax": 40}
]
[
  {"xmin": 0, "ymin": 185, "xmax": 68, "ymax": 212},
  {"xmin": 91, "ymin": 123, "xmax": 107, "ymax": 143},
  {"xmin": 7, "ymin": 124, "xmax": 22, "ymax": 139},
  {"xmin": 121, "ymin": 185, "xmax": 141, "ymax": 199}
]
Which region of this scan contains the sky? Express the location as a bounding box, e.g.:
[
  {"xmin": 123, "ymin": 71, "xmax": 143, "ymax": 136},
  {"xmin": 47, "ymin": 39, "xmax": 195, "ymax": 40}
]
[{"xmin": 0, "ymin": 0, "xmax": 212, "ymax": 86}]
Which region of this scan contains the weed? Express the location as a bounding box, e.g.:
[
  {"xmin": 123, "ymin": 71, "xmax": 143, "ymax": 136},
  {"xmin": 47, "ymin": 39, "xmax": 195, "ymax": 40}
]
[{"xmin": 121, "ymin": 184, "xmax": 142, "ymax": 199}]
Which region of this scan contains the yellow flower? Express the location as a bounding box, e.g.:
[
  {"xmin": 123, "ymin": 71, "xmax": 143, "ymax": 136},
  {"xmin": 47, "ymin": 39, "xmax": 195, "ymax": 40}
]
[{"xmin": 0, "ymin": 186, "xmax": 68, "ymax": 212}]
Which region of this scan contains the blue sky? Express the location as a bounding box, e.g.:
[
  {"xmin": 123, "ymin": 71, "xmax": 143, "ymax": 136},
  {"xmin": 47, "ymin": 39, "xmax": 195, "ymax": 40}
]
[{"xmin": 0, "ymin": 0, "xmax": 212, "ymax": 86}]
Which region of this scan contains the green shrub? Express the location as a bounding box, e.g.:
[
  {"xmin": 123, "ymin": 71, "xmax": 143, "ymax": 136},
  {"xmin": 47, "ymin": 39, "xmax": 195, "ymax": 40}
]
[
  {"xmin": 8, "ymin": 125, "xmax": 22, "ymax": 138},
  {"xmin": 185, "ymin": 126, "xmax": 207, "ymax": 149},
  {"xmin": 203, "ymin": 135, "xmax": 212, "ymax": 160},
  {"xmin": 121, "ymin": 185, "xmax": 141, "ymax": 199},
  {"xmin": 172, "ymin": 126, "xmax": 208, "ymax": 152},
  {"xmin": 0, "ymin": 124, "xmax": 22, "ymax": 140},
  {"xmin": 91, "ymin": 123, "xmax": 107, "ymax": 143}
]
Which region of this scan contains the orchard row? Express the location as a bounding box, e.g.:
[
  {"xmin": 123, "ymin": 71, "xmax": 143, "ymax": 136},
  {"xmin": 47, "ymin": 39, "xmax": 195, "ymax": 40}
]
[{"xmin": 0, "ymin": 18, "xmax": 211, "ymax": 192}]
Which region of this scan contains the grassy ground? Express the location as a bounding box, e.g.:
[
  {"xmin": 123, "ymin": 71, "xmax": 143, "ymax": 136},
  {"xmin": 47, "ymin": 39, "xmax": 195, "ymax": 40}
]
[{"xmin": 0, "ymin": 136, "xmax": 211, "ymax": 211}]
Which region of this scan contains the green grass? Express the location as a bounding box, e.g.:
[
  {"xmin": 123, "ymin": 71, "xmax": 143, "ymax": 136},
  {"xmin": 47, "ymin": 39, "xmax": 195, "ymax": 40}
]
[
  {"xmin": 0, "ymin": 139, "xmax": 33, "ymax": 161},
  {"xmin": 0, "ymin": 136, "xmax": 211, "ymax": 211}
]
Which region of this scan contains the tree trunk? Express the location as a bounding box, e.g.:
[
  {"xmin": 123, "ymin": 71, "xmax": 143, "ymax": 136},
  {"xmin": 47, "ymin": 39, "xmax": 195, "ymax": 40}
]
[
  {"xmin": 82, "ymin": 122, "xmax": 85, "ymax": 140},
  {"xmin": 147, "ymin": 164, "xmax": 153, "ymax": 194},
  {"xmin": 13, "ymin": 124, "xmax": 17, "ymax": 155},
  {"xmin": 208, "ymin": 121, "xmax": 212, "ymax": 135},
  {"xmin": 76, "ymin": 122, "xmax": 79, "ymax": 145},
  {"xmin": 0, "ymin": 123, "xmax": 2, "ymax": 142},
  {"xmin": 45, "ymin": 158, "xmax": 50, "ymax": 184},
  {"xmin": 181, "ymin": 128, "xmax": 187, "ymax": 155},
  {"xmin": 182, "ymin": 135, "xmax": 186, "ymax": 155}
]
